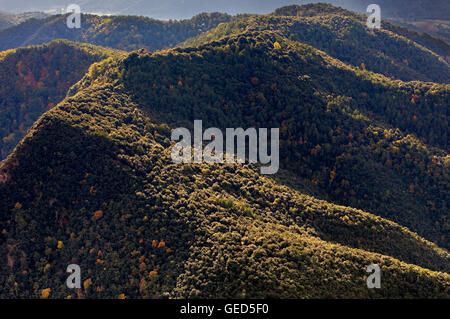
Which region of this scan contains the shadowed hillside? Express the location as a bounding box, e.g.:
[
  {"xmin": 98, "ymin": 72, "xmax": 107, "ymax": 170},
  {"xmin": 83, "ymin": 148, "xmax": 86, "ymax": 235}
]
[
  {"xmin": 0, "ymin": 40, "xmax": 124, "ymax": 160},
  {"xmin": 1, "ymin": 28, "xmax": 449, "ymax": 298},
  {"xmin": 0, "ymin": 12, "xmax": 233, "ymax": 52},
  {"xmin": 0, "ymin": 3, "xmax": 448, "ymax": 299},
  {"xmin": 183, "ymin": 4, "xmax": 450, "ymax": 83}
]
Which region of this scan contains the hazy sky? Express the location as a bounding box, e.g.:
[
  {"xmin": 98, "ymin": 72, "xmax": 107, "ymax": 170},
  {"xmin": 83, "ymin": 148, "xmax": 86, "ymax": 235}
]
[
  {"xmin": 0, "ymin": 0, "xmax": 366, "ymax": 19},
  {"xmin": 0, "ymin": 0, "xmax": 447, "ymax": 20}
]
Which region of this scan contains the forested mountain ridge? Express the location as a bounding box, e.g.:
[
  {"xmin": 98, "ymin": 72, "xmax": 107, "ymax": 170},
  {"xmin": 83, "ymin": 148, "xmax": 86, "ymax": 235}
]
[
  {"xmin": 0, "ymin": 3, "xmax": 449, "ymax": 299},
  {"xmin": 0, "ymin": 26, "xmax": 449, "ymax": 298},
  {"xmin": 182, "ymin": 4, "xmax": 450, "ymax": 83},
  {"xmin": 0, "ymin": 12, "xmax": 234, "ymax": 52},
  {"xmin": 43, "ymin": 0, "xmax": 447, "ymax": 43},
  {"xmin": 2, "ymin": 4, "xmax": 447, "ymax": 163},
  {"xmin": 274, "ymin": 4, "xmax": 450, "ymax": 56},
  {"xmin": 0, "ymin": 59, "xmax": 448, "ymax": 298},
  {"xmin": 118, "ymin": 32, "xmax": 450, "ymax": 249},
  {"xmin": 0, "ymin": 40, "xmax": 124, "ymax": 160}
]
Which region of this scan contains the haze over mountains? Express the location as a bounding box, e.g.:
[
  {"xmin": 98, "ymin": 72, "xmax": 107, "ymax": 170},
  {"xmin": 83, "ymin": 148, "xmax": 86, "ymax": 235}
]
[
  {"xmin": 0, "ymin": 12, "xmax": 233, "ymax": 52},
  {"xmin": 0, "ymin": 12, "xmax": 49, "ymax": 31},
  {"xmin": 0, "ymin": 3, "xmax": 449, "ymax": 299},
  {"xmin": 0, "ymin": 0, "xmax": 449, "ymax": 20},
  {"xmin": 1, "ymin": 1, "xmax": 449, "ymax": 43}
]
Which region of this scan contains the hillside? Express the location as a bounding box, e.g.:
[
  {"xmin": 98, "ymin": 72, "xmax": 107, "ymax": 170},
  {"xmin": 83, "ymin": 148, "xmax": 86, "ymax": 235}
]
[
  {"xmin": 2, "ymin": 5, "xmax": 447, "ymax": 71},
  {"xmin": 183, "ymin": 4, "xmax": 450, "ymax": 83},
  {"xmin": 392, "ymin": 19, "xmax": 450, "ymax": 45},
  {"xmin": 0, "ymin": 40, "xmax": 124, "ymax": 160},
  {"xmin": 0, "ymin": 27, "xmax": 449, "ymax": 298},
  {"xmin": 122, "ymin": 32, "xmax": 450, "ymax": 249},
  {"xmin": 278, "ymin": 4, "xmax": 450, "ymax": 59},
  {"xmin": 0, "ymin": 12, "xmax": 233, "ymax": 52}
]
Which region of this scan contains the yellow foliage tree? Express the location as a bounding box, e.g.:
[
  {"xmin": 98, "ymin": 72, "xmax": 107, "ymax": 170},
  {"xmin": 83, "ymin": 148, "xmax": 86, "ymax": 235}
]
[
  {"xmin": 83, "ymin": 278, "xmax": 93, "ymax": 291},
  {"xmin": 44, "ymin": 263, "xmax": 51, "ymax": 272},
  {"xmin": 41, "ymin": 288, "xmax": 51, "ymax": 299}
]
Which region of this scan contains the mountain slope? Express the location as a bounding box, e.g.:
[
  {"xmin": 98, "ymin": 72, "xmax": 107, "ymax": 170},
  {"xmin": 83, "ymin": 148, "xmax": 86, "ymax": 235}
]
[
  {"xmin": 0, "ymin": 29, "xmax": 449, "ymax": 298},
  {"xmin": 2, "ymin": 5, "xmax": 447, "ymax": 79},
  {"xmin": 0, "ymin": 67, "xmax": 448, "ymax": 299},
  {"xmin": 0, "ymin": 40, "xmax": 124, "ymax": 160},
  {"xmin": 0, "ymin": 12, "xmax": 233, "ymax": 52},
  {"xmin": 274, "ymin": 4, "xmax": 450, "ymax": 57},
  {"xmin": 183, "ymin": 4, "xmax": 450, "ymax": 83}
]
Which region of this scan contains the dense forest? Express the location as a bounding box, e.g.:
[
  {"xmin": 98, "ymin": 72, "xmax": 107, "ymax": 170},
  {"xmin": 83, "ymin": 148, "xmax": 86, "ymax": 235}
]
[
  {"xmin": 1, "ymin": 1, "xmax": 448, "ymax": 43},
  {"xmin": 183, "ymin": 4, "xmax": 450, "ymax": 83},
  {"xmin": 121, "ymin": 32, "xmax": 450, "ymax": 250},
  {"xmin": 0, "ymin": 12, "xmax": 234, "ymax": 52},
  {"xmin": 273, "ymin": 4, "xmax": 450, "ymax": 56},
  {"xmin": 0, "ymin": 40, "xmax": 123, "ymax": 160},
  {"xmin": 0, "ymin": 4, "xmax": 449, "ymax": 299},
  {"xmin": 0, "ymin": 49, "xmax": 448, "ymax": 297}
]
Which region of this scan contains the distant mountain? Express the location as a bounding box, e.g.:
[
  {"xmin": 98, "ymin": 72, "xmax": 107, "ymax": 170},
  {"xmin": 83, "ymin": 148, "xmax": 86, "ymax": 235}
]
[
  {"xmin": 0, "ymin": 40, "xmax": 123, "ymax": 160},
  {"xmin": 0, "ymin": 4, "xmax": 449, "ymax": 298},
  {"xmin": 0, "ymin": 12, "xmax": 49, "ymax": 31},
  {"xmin": 1, "ymin": 5, "xmax": 448, "ymax": 80},
  {"xmin": 0, "ymin": 12, "xmax": 233, "ymax": 51},
  {"xmin": 393, "ymin": 19, "xmax": 450, "ymax": 44},
  {"xmin": 0, "ymin": 0, "xmax": 448, "ymax": 20},
  {"xmin": 183, "ymin": 4, "xmax": 450, "ymax": 83},
  {"xmin": 0, "ymin": 13, "xmax": 15, "ymax": 30}
]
